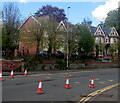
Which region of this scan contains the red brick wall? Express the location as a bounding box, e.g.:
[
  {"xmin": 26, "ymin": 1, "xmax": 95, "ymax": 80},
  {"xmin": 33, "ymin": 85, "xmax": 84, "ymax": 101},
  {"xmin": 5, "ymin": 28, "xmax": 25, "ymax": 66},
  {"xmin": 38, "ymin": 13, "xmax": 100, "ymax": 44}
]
[
  {"xmin": 20, "ymin": 17, "xmax": 36, "ymax": 30},
  {"xmin": 19, "ymin": 42, "xmax": 37, "ymax": 56},
  {"xmin": 1, "ymin": 59, "xmax": 21, "ymax": 71},
  {"xmin": 19, "ymin": 16, "xmax": 38, "ymax": 56}
]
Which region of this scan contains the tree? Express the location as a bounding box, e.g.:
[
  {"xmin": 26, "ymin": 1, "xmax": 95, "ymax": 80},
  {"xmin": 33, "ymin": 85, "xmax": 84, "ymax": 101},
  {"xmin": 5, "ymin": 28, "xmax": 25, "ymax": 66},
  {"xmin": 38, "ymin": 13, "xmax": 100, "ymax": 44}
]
[
  {"xmin": 34, "ymin": 5, "xmax": 67, "ymax": 22},
  {"xmin": 45, "ymin": 17, "xmax": 58, "ymax": 54},
  {"xmin": 118, "ymin": 7, "xmax": 120, "ymax": 35},
  {"xmin": 76, "ymin": 24, "xmax": 95, "ymax": 58},
  {"xmin": 68, "ymin": 23, "xmax": 79, "ymax": 53},
  {"xmin": 99, "ymin": 43, "xmax": 104, "ymax": 56},
  {"xmin": 104, "ymin": 9, "xmax": 118, "ymax": 28},
  {"xmin": 2, "ymin": 27, "xmax": 7, "ymax": 50},
  {"xmin": 118, "ymin": 39, "xmax": 120, "ymax": 61},
  {"xmin": 81, "ymin": 18, "xmax": 92, "ymax": 26},
  {"xmin": 109, "ymin": 43, "xmax": 117, "ymax": 60},
  {"xmin": 2, "ymin": 3, "xmax": 21, "ymax": 56},
  {"xmin": 28, "ymin": 17, "xmax": 47, "ymax": 55}
]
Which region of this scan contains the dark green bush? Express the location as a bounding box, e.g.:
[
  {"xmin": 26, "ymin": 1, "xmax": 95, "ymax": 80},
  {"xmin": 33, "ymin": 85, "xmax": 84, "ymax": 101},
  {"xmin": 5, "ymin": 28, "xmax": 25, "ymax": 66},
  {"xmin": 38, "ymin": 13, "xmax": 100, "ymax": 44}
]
[{"xmin": 55, "ymin": 59, "xmax": 66, "ymax": 70}]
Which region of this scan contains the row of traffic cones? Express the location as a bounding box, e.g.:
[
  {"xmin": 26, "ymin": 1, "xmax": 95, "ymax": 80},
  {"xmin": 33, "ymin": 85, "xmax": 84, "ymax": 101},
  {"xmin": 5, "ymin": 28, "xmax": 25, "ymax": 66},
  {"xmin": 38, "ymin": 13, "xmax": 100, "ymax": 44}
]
[
  {"xmin": 10, "ymin": 69, "xmax": 28, "ymax": 78},
  {"xmin": 0, "ymin": 69, "xmax": 28, "ymax": 80},
  {"xmin": 36, "ymin": 76, "xmax": 95, "ymax": 94},
  {"xmin": 0, "ymin": 69, "xmax": 27, "ymax": 81}
]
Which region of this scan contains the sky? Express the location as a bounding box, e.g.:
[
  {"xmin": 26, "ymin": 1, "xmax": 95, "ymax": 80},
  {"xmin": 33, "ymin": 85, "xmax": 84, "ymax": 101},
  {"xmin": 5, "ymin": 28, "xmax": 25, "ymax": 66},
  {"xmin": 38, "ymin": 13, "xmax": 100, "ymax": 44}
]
[{"xmin": 0, "ymin": 0, "xmax": 119, "ymax": 26}]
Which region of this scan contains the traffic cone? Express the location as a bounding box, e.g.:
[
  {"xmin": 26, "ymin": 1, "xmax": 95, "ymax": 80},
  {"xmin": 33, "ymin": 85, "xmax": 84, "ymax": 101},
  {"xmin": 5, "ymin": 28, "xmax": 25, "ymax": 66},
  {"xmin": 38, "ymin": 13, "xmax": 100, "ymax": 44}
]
[
  {"xmin": 89, "ymin": 77, "xmax": 95, "ymax": 88},
  {"xmin": 24, "ymin": 69, "xmax": 27, "ymax": 77},
  {"xmin": 10, "ymin": 69, "xmax": 14, "ymax": 78},
  {"xmin": 64, "ymin": 77, "xmax": 71, "ymax": 89},
  {"xmin": 36, "ymin": 79, "xmax": 44, "ymax": 94},
  {"xmin": 0, "ymin": 71, "xmax": 2, "ymax": 81}
]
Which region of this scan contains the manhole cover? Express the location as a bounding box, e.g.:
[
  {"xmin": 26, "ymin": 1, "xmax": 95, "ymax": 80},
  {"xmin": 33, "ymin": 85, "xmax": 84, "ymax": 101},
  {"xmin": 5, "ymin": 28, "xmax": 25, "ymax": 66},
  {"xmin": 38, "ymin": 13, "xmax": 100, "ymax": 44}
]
[{"xmin": 80, "ymin": 93, "xmax": 88, "ymax": 97}]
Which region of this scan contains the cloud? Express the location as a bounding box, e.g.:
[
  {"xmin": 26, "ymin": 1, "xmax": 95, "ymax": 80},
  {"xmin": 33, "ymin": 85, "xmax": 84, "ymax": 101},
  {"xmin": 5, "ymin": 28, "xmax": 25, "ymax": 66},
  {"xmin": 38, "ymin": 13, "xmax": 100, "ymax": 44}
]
[
  {"xmin": 19, "ymin": 0, "xmax": 27, "ymax": 3},
  {"xmin": 92, "ymin": 0, "xmax": 119, "ymax": 21}
]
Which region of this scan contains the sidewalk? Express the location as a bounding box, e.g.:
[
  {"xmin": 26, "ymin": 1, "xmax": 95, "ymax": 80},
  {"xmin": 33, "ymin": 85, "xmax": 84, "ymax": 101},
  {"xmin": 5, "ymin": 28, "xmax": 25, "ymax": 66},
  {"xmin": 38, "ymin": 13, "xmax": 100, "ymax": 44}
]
[{"xmin": 2, "ymin": 68, "xmax": 118, "ymax": 76}]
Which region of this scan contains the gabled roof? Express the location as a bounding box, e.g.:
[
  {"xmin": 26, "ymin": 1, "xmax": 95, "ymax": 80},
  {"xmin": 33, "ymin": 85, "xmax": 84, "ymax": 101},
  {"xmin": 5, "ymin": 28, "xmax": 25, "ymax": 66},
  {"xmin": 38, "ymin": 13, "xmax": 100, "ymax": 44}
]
[
  {"xmin": 18, "ymin": 15, "xmax": 41, "ymax": 29},
  {"xmin": 94, "ymin": 26, "xmax": 105, "ymax": 36},
  {"xmin": 89, "ymin": 26, "xmax": 119, "ymax": 37},
  {"xmin": 101, "ymin": 27, "xmax": 112, "ymax": 36},
  {"xmin": 109, "ymin": 27, "xmax": 119, "ymax": 37},
  {"xmin": 57, "ymin": 21, "xmax": 67, "ymax": 32},
  {"xmin": 89, "ymin": 26, "xmax": 97, "ymax": 34}
]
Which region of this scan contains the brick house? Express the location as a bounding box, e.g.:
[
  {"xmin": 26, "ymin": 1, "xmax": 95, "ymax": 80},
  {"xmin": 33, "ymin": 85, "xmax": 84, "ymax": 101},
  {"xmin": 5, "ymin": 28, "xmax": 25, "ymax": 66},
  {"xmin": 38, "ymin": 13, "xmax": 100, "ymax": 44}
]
[
  {"xmin": 89, "ymin": 26, "xmax": 119, "ymax": 56},
  {"xmin": 18, "ymin": 15, "xmax": 67, "ymax": 56},
  {"xmin": 18, "ymin": 15, "xmax": 39, "ymax": 56},
  {"xmin": 18, "ymin": 15, "xmax": 119, "ymax": 57}
]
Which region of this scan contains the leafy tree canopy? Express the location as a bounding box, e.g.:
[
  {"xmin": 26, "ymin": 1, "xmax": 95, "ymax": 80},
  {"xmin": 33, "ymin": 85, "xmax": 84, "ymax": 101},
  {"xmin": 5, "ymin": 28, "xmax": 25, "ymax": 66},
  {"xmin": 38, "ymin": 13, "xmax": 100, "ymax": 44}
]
[
  {"xmin": 81, "ymin": 18, "xmax": 92, "ymax": 26},
  {"xmin": 103, "ymin": 9, "xmax": 118, "ymax": 28},
  {"xmin": 76, "ymin": 24, "xmax": 95, "ymax": 57},
  {"xmin": 34, "ymin": 5, "xmax": 67, "ymax": 22}
]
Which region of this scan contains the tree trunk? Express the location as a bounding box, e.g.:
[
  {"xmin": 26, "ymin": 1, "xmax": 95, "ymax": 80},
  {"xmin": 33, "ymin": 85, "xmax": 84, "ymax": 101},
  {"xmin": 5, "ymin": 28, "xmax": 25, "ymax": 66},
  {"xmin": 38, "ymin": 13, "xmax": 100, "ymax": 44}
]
[{"xmin": 36, "ymin": 41, "xmax": 40, "ymax": 55}]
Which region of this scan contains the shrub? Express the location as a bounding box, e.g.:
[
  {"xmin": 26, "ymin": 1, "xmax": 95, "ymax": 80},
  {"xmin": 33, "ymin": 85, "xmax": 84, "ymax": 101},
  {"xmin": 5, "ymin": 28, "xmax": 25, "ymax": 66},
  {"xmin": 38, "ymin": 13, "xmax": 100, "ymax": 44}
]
[{"xmin": 55, "ymin": 59, "xmax": 66, "ymax": 70}]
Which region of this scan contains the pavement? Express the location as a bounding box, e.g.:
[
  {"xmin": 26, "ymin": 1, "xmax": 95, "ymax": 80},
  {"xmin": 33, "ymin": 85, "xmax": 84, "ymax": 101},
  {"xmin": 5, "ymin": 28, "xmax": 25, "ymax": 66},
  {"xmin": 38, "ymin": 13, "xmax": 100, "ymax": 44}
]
[{"xmin": 2, "ymin": 68, "xmax": 118, "ymax": 76}]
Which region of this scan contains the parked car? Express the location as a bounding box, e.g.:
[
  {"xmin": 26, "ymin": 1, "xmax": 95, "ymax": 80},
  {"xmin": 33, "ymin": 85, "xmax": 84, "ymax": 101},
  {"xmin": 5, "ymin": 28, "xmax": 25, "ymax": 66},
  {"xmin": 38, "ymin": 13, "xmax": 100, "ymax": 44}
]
[
  {"xmin": 51, "ymin": 51, "xmax": 64, "ymax": 58},
  {"xmin": 70, "ymin": 53, "xmax": 78, "ymax": 59},
  {"xmin": 39, "ymin": 51, "xmax": 48, "ymax": 56},
  {"xmin": 99, "ymin": 58, "xmax": 112, "ymax": 62}
]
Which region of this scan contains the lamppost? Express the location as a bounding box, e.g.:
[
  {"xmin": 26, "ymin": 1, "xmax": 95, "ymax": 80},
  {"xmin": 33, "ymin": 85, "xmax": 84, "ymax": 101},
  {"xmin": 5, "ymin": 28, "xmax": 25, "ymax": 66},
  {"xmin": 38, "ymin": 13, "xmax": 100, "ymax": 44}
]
[{"xmin": 66, "ymin": 7, "xmax": 70, "ymax": 70}]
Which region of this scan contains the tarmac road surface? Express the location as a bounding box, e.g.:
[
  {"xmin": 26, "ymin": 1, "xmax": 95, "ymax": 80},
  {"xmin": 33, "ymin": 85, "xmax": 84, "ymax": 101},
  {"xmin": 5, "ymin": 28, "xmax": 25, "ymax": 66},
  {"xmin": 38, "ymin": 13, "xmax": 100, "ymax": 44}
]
[{"xmin": 2, "ymin": 68, "xmax": 119, "ymax": 102}]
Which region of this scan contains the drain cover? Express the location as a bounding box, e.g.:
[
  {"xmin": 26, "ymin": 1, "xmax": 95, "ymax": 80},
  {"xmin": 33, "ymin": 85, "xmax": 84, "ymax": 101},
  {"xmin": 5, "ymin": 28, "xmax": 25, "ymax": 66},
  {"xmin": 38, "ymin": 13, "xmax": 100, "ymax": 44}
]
[{"xmin": 80, "ymin": 93, "xmax": 88, "ymax": 97}]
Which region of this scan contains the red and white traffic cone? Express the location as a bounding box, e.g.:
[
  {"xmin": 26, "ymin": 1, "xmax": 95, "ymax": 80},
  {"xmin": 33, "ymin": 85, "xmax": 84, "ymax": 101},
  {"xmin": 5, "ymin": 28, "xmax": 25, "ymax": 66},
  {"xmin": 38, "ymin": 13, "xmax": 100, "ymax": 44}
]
[
  {"xmin": 89, "ymin": 77, "xmax": 95, "ymax": 88},
  {"xmin": 64, "ymin": 77, "xmax": 71, "ymax": 89},
  {"xmin": 36, "ymin": 79, "xmax": 44, "ymax": 94},
  {"xmin": 10, "ymin": 69, "xmax": 14, "ymax": 78},
  {"xmin": 24, "ymin": 69, "xmax": 27, "ymax": 77},
  {"xmin": 0, "ymin": 71, "xmax": 2, "ymax": 81}
]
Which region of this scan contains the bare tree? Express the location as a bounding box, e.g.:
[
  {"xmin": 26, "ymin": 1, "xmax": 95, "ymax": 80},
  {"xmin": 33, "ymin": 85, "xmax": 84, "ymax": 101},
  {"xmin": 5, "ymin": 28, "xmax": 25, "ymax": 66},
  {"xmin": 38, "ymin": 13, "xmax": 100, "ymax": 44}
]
[
  {"xmin": 28, "ymin": 17, "xmax": 47, "ymax": 55},
  {"xmin": 2, "ymin": 3, "xmax": 21, "ymax": 57}
]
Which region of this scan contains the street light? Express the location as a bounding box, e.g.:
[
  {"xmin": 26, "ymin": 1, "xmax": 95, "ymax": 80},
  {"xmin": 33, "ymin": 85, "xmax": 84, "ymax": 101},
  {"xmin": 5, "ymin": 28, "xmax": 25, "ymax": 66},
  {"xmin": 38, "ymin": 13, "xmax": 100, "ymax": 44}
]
[{"xmin": 66, "ymin": 7, "xmax": 70, "ymax": 70}]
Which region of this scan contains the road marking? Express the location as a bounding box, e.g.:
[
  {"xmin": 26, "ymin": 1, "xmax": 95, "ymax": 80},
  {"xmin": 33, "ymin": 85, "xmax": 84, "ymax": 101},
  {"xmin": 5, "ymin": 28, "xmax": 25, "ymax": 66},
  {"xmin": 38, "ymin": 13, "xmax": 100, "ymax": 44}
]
[
  {"xmin": 59, "ymin": 73, "xmax": 69, "ymax": 74},
  {"xmin": 99, "ymin": 82, "xmax": 105, "ymax": 84},
  {"xmin": 28, "ymin": 74, "xmax": 46, "ymax": 76},
  {"xmin": 47, "ymin": 74, "xmax": 53, "ymax": 75},
  {"xmin": 79, "ymin": 83, "xmax": 120, "ymax": 103},
  {"xmin": 108, "ymin": 80, "xmax": 113, "ymax": 82},
  {"xmin": 74, "ymin": 82, "xmax": 80, "ymax": 84},
  {"xmin": 95, "ymin": 78, "xmax": 99, "ymax": 80},
  {"xmin": 79, "ymin": 71, "xmax": 92, "ymax": 73},
  {"xmin": 46, "ymin": 77, "xmax": 51, "ymax": 78}
]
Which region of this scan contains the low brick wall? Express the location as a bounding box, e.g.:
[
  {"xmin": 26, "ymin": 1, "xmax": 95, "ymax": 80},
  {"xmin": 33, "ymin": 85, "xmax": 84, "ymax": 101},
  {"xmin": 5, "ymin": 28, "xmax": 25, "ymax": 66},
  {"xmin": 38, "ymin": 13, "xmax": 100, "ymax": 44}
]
[
  {"xmin": 69, "ymin": 62, "xmax": 120, "ymax": 69},
  {"xmin": 1, "ymin": 59, "xmax": 22, "ymax": 71},
  {"xmin": 1, "ymin": 59, "xmax": 119, "ymax": 72}
]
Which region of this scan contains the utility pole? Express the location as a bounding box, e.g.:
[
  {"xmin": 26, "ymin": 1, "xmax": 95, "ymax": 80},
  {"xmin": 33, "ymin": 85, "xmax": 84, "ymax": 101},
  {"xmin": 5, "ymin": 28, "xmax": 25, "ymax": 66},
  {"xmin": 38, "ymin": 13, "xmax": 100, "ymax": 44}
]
[{"xmin": 66, "ymin": 7, "xmax": 70, "ymax": 70}]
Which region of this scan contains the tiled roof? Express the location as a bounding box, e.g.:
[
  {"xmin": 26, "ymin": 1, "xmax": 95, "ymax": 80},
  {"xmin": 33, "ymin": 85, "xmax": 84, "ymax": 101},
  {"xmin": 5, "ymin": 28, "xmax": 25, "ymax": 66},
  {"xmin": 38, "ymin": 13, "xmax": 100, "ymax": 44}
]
[
  {"xmin": 89, "ymin": 26, "xmax": 115, "ymax": 37},
  {"xmin": 101, "ymin": 27, "xmax": 112, "ymax": 36},
  {"xmin": 89, "ymin": 26, "xmax": 97, "ymax": 34}
]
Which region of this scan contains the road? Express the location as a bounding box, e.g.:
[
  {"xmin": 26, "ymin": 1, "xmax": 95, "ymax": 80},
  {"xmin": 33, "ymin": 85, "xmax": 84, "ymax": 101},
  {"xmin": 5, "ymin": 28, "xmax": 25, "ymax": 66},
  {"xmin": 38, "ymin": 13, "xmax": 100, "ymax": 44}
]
[{"xmin": 2, "ymin": 68, "xmax": 119, "ymax": 102}]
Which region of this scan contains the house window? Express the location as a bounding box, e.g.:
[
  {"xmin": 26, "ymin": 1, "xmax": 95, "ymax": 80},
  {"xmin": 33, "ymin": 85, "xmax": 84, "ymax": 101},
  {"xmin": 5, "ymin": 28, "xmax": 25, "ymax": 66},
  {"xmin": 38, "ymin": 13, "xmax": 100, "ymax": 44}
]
[
  {"xmin": 114, "ymin": 38, "xmax": 117, "ymax": 43},
  {"xmin": 100, "ymin": 37, "xmax": 102, "ymax": 43},
  {"xmin": 111, "ymin": 38, "xmax": 114, "ymax": 43},
  {"xmin": 95, "ymin": 37, "xmax": 99, "ymax": 42},
  {"xmin": 97, "ymin": 31, "xmax": 101, "ymax": 35},
  {"xmin": 106, "ymin": 38, "xmax": 109, "ymax": 43}
]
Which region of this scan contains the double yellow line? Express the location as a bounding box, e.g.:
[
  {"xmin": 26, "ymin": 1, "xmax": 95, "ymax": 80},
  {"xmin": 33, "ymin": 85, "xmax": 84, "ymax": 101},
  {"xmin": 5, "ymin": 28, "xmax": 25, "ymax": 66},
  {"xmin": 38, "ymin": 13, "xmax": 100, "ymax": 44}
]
[{"xmin": 79, "ymin": 83, "xmax": 120, "ymax": 103}]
